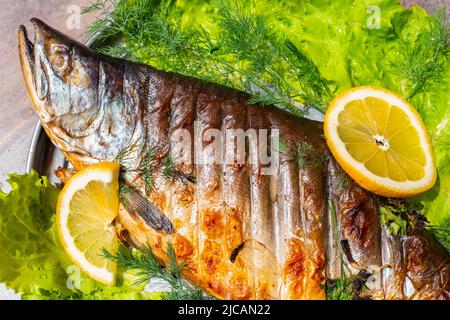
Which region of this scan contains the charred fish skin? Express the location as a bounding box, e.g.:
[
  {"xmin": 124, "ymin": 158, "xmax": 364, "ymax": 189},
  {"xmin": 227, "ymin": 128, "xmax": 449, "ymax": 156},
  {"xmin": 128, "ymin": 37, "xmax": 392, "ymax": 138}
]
[
  {"xmin": 380, "ymin": 225, "xmax": 407, "ymax": 300},
  {"xmin": 327, "ymin": 159, "xmax": 382, "ymax": 273},
  {"xmin": 405, "ymin": 230, "xmax": 450, "ymax": 300},
  {"xmin": 327, "ymin": 160, "xmax": 450, "ymax": 299},
  {"xmin": 18, "ymin": 19, "xmax": 450, "ymax": 300}
]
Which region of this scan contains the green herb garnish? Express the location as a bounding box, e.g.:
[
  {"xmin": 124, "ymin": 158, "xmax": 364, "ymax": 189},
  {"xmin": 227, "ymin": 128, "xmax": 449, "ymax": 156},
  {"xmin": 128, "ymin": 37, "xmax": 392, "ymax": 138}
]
[
  {"xmin": 391, "ymin": 8, "xmax": 449, "ymax": 99},
  {"xmin": 115, "ymin": 147, "xmax": 156, "ymax": 196},
  {"xmin": 380, "ymin": 203, "xmax": 408, "ymax": 236},
  {"xmin": 161, "ymin": 154, "xmax": 176, "ymax": 180},
  {"xmin": 325, "ymin": 278, "xmax": 353, "ymax": 300},
  {"xmin": 326, "ymin": 200, "xmax": 352, "ymax": 300},
  {"xmin": 83, "ymin": 0, "xmax": 331, "ymax": 114},
  {"xmin": 293, "ymin": 141, "xmax": 328, "ymax": 169},
  {"xmin": 139, "ymin": 148, "xmax": 156, "ymax": 195},
  {"xmin": 380, "ymin": 199, "xmax": 429, "ymax": 236},
  {"xmin": 102, "ymin": 243, "xmax": 208, "ymax": 300}
]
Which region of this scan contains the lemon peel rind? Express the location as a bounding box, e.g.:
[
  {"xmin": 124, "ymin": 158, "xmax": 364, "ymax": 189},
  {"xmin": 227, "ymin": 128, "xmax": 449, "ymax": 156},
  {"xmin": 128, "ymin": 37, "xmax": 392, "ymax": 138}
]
[
  {"xmin": 56, "ymin": 162, "xmax": 120, "ymax": 285},
  {"xmin": 324, "ymin": 86, "xmax": 436, "ymax": 198}
]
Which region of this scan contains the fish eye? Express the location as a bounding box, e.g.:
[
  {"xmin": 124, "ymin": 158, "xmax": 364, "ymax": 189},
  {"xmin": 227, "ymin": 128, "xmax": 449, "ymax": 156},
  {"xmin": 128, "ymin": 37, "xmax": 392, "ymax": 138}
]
[{"xmin": 49, "ymin": 44, "xmax": 70, "ymax": 75}]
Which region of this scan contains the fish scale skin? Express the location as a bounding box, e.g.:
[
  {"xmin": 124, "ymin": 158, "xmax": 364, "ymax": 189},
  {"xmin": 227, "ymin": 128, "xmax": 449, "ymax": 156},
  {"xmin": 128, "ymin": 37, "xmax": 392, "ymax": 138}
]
[
  {"xmin": 19, "ymin": 19, "xmax": 450, "ymax": 300},
  {"xmin": 328, "ymin": 159, "xmax": 382, "ymax": 270}
]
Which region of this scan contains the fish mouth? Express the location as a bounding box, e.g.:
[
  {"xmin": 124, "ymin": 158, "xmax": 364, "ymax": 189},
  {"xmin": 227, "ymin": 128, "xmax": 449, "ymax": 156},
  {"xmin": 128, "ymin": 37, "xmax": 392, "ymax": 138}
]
[
  {"xmin": 18, "ymin": 23, "xmax": 37, "ymax": 102},
  {"xmin": 18, "ymin": 18, "xmax": 53, "ymax": 118}
]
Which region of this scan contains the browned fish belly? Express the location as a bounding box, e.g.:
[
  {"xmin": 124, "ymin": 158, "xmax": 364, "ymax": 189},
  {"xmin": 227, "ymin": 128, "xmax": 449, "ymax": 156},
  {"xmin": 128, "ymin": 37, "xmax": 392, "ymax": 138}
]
[{"xmin": 18, "ymin": 19, "xmax": 449, "ymax": 300}]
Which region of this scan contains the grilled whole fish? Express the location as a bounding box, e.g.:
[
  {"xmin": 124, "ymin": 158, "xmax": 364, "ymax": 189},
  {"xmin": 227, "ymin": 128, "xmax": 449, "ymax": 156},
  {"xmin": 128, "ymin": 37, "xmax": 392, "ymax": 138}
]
[{"xmin": 18, "ymin": 19, "xmax": 449, "ymax": 300}]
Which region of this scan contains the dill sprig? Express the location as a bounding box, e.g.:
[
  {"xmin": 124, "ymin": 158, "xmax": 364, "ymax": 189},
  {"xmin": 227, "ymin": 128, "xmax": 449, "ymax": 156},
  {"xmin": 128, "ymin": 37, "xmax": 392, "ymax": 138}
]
[
  {"xmin": 285, "ymin": 39, "xmax": 332, "ymax": 110},
  {"xmin": 162, "ymin": 154, "xmax": 175, "ymax": 180},
  {"xmin": 118, "ymin": 182, "xmax": 133, "ymax": 207},
  {"xmin": 212, "ymin": 0, "xmax": 332, "ymax": 113},
  {"xmin": 83, "ymin": 0, "xmax": 332, "ymax": 115},
  {"xmin": 102, "ymin": 243, "xmax": 208, "ymax": 300},
  {"xmin": 277, "ymin": 139, "xmax": 329, "ymax": 168},
  {"xmin": 116, "ymin": 146, "xmax": 195, "ymax": 192},
  {"xmin": 115, "ymin": 147, "xmax": 156, "ymax": 196},
  {"xmin": 326, "ymin": 200, "xmax": 372, "ymax": 300},
  {"xmin": 293, "ymin": 142, "xmax": 328, "ymax": 169},
  {"xmin": 139, "ymin": 148, "xmax": 156, "ymax": 195},
  {"xmin": 162, "ymin": 154, "xmax": 196, "ymax": 183},
  {"xmin": 325, "ymin": 278, "xmax": 353, "ymax": 300},
  {"xmin": 326, "ymin": 200, "xmax": 352, "ymax": 300},
  {"xmin": 114, "ymin": 143, "xmax": 138, "ymax": 170},
  {"xmin": 392, "ymin": 8, "xmax": 449, "ymax": 99},
  {"xmin": 97, "ymin": 43, "xmax": 130, "ymax": 58}
]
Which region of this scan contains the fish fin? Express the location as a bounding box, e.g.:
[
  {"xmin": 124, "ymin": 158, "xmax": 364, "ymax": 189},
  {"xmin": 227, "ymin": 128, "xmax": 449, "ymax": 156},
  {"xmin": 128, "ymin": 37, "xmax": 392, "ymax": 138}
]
[
  {"xmin": 120, "ymin": 184, "xmax": 174, "ymax": 234},
  {"xmin": 55, "ymin": 167, "xmax": 76, "ymax": 184}
]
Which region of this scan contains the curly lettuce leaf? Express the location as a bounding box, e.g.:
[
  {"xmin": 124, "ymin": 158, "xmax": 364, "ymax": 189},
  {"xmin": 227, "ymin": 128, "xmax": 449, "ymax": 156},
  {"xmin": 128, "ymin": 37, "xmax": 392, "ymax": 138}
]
[{"xmin": 0, "ymin": 171, "xmax": 154, "ymax": 300}]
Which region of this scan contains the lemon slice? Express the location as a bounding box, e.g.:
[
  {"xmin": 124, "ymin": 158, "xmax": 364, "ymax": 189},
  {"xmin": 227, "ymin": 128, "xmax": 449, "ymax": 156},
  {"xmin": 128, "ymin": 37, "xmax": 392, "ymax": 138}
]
[
  {"xmin": 57, "ymin": 162, "xmax": 120, "ymax": 285},
  {"xmin": 324, "ymin": 86, "xmax": 436, "ymax": 197}
]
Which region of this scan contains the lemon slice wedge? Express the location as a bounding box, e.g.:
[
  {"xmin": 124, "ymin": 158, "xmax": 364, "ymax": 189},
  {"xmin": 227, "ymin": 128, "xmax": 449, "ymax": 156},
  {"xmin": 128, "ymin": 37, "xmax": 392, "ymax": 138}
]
[
  {"xmin": 57, "ymin": 162, "xmax": 120, "ymax": 285},
  {"xmin": 324, "ymin": 86, "xmax": 436, "ymax": 197}
]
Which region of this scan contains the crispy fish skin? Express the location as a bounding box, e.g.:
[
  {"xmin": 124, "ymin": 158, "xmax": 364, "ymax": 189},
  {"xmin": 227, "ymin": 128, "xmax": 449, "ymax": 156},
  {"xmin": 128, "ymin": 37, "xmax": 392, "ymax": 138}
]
[
  {"xmin": 328, "ymin": 159, "xmax": 382, "ymax": 271},
  {"xmin": 380, "ymin": 226, "xmax": 407, "ymax": 299},
  {"xmin": 19, "ymin": 19, "xmax": 449, "ymax": 300},
  {"xmin": 405, "ymin": 231, "xmax": 450, "ymax": 300}
]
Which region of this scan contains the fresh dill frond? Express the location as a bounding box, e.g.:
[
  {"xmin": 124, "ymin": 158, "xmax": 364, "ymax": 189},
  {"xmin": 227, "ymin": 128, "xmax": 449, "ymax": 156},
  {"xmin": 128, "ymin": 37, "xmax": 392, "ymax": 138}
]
[
  {"xmin": 97, "ymin": 43, "xmax": 130, "ymax": 58},
  {"xmin": 102, "ymin": 243, "xmax": 208, "ymax": 300},
  {"xmin": 276, "ymin": 137, "xmax": 288, "ymax": 154},
  {"xmin": 114, "ymin": 143, "xmax": 139, "ymax": 171},
  {"xmin": 293, "ymin": 142, "xmax": 309, "ymax": 169},
  {"xmin": 247, "ymin": 92, "xmax": 284, "ymax": 106},
  {"xmin": 285, "ymin": 40, "xmax": 332, "ymax": 111},
  {"xmin": 114, "ymin": 148, "xmax": 128, "ymax": 167},
  {"xmin": 326, "ymin": 200, "xmax": 352, "ymax": 300},
  {"xmin": 84, "ymin": 0, "xmax": 332, "ymax": 116},
  {"xmin": 138, "ymin": 148, "xmax": 156, "ymax": 196},
  {"xmin": 214, "ymin": 1, "xmax": 312, "ymax": 115},
  {"xmin": 325, "ymin": 278, "xmax": 353, "ymax": 300},
  {"xmin": 115, "ymin": 146, "xmax": 156, "ymax": 196},
  {"xmin": 392, "ymin": 8, "xmax": 449, "ymax": 99},
  {"xmin": 83, "ymin": 0, "xmax": 124, "ymax": 42},
  {"xmin": 293, "ymin": 142, "xmax": 328, "ymax": 169},
  {"xmin": 166, "ymin": 242, "xmax": 185, "ymax": 277},
  {"xmin": 161, "ymin": 154, "xmax": 196, "ymax": 184},
  {"xmin": 162, "ymin": 154, "xmax": 176, "ymax": 180},
  {"xmin": 118, "ymin": 182, "xmax": 133, "ymax": 207},
  {"xmin": 81, "ymin": 0, "xmax": 110, "ymax": 14}
]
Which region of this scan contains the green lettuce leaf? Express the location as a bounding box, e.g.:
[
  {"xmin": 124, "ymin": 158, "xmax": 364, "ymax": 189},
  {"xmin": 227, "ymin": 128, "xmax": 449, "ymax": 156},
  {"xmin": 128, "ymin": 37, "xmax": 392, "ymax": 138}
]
[{"xmin": 0, "ymin": 170, "xmax": 155, "ymax": 300}]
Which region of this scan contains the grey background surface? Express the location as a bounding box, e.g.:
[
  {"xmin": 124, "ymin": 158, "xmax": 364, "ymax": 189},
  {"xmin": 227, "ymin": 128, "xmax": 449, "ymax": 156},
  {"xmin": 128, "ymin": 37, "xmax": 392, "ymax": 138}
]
[{"xmin": 0, "ymin": 0, "xmax": 447, "ymax": 189}]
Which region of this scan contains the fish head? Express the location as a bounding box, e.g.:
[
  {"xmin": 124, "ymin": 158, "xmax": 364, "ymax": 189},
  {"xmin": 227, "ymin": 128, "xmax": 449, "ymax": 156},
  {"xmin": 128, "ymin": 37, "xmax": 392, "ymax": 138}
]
[
  {"xmin": 18, "ymin": 18, "xmax": 86, "ymax": 122},
  {"xmin": 18, "ymin": 19, "xmax": 142, "ymax": 169}
]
